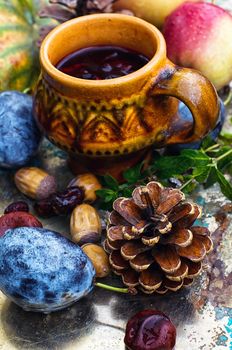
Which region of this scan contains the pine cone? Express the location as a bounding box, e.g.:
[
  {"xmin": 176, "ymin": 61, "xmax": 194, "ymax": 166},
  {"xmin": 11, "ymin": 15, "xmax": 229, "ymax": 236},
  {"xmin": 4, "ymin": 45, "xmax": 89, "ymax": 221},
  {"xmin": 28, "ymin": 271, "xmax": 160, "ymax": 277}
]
[
  {"xmin": 104, "ymin": 181, "xmax": 213, "ymax": 295},
  {"xmin": 38, "ymin": 0, "xmax": 133, "ymax": 45}
]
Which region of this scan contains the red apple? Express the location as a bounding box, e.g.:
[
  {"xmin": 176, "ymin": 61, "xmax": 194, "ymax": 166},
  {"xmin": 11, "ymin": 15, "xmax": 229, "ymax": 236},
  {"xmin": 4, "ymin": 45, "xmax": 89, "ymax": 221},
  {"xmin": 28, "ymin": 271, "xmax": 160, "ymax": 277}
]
[{"xmin": 163, "ymin": 2, "xmax": 232, "ymax": 90}]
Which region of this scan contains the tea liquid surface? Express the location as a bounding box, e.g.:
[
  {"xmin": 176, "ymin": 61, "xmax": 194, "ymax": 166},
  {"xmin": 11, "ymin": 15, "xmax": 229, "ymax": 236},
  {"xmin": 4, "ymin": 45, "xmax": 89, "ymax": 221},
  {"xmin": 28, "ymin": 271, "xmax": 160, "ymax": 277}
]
[{"xmin": 56, "ymin": 45, "xmax": 149, "ymax": 80}]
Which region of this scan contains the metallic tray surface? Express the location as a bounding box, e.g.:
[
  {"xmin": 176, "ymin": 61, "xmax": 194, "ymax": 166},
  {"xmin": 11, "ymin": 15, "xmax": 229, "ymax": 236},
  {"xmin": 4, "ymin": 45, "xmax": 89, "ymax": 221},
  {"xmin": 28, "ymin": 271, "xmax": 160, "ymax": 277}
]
[
  {"xmin": 1, "ymin": 0, "xmax": 232, "ymax": 347},
  {"xmin": 0, "ymin": 100, "xmax": 232, "ymax": 349}
]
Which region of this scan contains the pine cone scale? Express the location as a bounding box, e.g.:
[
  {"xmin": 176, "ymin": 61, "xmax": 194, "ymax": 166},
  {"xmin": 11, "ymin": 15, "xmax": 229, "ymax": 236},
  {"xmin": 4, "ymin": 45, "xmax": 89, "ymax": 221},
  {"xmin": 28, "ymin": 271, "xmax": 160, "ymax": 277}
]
[
  {"xmin": 139, "ymin": 265, "xmax": 163, "ymax": 291},
  {"xmin": 163, "ymin": 278, "xmax": 183, "ymax": 291},
  {"xmin": 169, "ymin": 202, "xmax": 194, "ymax": 223},
  {"xmin": 177, "ymin": 235, "xmax": 206, "ymax": 262},
  {"xmin": 153, "ymin": 245, "xmax": 181, "ymax": 274},
  {"xmin": 165, "ymin": 261, "xmax": 188, "ymax": 281},
  {"xmin": 129, "ymin": 252, "xmax": 154, "ymax": 271},
  {"xmin": 109, "ymin": 250, "xmax": 129, "ymax": 270},
  {"xmin": 121, "ymin": 269, "xmax": 139, "ymax": 288},
  {"xmin": 156, "ymin": 189, "xmax": 185, "ymax": 215},
  {"xmin": 121, "ymin": 241, "xmax": 149, "ymax": 260},
  {"xmin": 113, "ymin": 198, "xmax": 144, "ymax": 226},
  {"xmin": 184, "ymin": 259, "xmax": 202, "ymax": 278},
  {"xmin": 161, "ymin": 228, "xmax": 193, "ymax": 247}
]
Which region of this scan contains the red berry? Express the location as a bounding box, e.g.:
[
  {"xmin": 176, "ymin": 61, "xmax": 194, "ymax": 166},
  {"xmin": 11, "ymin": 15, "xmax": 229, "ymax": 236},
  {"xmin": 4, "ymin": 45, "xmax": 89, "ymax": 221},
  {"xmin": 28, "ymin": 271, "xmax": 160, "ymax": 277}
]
[
  {"xmin": 124, "ymin": 310, "xmax": 176, "ymax": 350},
  {"xmin": 0, "ymin": 212, "xmax": 42, "ymax": 237},
  {"xmin": 4, "ymin": 201, "xmax": 29, "ymax": 214}
]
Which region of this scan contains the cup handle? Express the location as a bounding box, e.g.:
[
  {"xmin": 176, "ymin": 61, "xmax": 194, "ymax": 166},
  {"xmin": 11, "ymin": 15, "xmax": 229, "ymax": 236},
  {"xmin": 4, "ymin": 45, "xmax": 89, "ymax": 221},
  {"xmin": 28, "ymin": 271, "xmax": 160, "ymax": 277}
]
[{"xmin": 151, "ymin": 60, "xmax": 220, "ymax": 144}]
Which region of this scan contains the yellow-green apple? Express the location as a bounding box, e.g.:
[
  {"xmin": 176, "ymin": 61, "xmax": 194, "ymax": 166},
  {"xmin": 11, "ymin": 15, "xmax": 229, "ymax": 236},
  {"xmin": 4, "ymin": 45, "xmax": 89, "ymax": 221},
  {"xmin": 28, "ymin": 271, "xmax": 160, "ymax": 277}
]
[
  {"xmin": 113, "ymin": 0, "xmax": 199, "ymax": 28},
  {"xmin": 163, "ymin": 2, "xmax": 232, "ymax": 90}
]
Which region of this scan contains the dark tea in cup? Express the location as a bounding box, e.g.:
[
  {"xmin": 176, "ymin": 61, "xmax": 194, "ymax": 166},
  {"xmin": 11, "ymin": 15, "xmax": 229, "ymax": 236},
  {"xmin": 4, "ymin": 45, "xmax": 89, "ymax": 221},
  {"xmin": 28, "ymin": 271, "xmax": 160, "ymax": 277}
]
[{"xmin": 56, "ymin": 45, "xmax": 149, "ymax": 80}]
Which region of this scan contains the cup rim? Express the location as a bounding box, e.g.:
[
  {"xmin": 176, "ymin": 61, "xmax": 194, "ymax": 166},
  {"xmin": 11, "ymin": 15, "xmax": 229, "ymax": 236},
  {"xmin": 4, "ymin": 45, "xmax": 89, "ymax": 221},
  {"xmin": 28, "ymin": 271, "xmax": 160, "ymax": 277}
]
[{"xmin": 40, "ymin": 13, "xmax": 166, "ymax": 88}]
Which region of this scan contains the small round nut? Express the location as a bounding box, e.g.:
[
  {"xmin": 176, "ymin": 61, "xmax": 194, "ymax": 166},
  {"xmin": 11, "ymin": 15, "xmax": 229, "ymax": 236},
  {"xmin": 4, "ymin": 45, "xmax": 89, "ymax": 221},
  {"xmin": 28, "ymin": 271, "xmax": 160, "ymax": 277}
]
[
  {"xmin": 14, "ymin": 167, "xmax": 56, "ymax": 200},
  {"xmin": 70, "ymin": 204, "xmax": 101, "ymax": 245},
  {"xmin": 68, "ymin": 173, "xmax": 102, "ymax": 203},
  {"xmin": 82, "ymin": 243, "xmax": 111, "ymax": 278}
]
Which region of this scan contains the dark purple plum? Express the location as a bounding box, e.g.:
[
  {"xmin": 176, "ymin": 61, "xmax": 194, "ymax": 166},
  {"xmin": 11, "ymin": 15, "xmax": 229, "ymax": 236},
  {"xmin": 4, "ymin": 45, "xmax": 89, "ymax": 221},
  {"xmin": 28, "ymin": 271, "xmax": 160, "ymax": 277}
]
[
  {"xmin": 0, "ymin": 91, "xmax": 41, "ymax": 168},
  {"xmin": 164, "ymin": 99, "xmax": 226, "ymax": 155},
  {"xmin": 0, "ymin": 227, "xmax": 95, "ymax": 313}
]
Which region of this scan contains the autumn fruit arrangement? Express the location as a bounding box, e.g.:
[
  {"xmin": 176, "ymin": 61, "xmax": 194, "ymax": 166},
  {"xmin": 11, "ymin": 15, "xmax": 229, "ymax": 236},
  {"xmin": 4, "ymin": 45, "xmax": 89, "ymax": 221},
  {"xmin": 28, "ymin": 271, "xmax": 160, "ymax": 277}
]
[
  {"xmin": 0, "ymin": 1, "xmax": 232, "ymax": 349},
  {"xmin": 1, "ymin": 164, "xmax": 213, "ymax": 302}
]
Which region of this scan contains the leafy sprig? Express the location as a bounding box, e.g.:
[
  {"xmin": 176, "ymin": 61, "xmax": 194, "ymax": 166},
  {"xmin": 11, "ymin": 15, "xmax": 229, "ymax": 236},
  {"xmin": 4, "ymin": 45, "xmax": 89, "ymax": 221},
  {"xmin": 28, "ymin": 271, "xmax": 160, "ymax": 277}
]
[{"xmin": 96, "ymin": 137, "xmax": 232, "ymax": 210}]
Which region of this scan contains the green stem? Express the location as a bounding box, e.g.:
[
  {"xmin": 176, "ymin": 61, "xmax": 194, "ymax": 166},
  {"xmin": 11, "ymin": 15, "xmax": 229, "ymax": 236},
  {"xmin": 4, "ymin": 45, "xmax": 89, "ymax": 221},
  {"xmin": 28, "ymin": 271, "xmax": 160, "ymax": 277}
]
[
  {"xmin": 180, "ymin": 177, "xmax": 195, "ymax": 191},
  {"xmin": 224, "ymin": 88, "xmax": 232, "ymax": 106},
  {"xmin": 216, "ymin": 149, "xmax": 232, "ymax": 162},
  {"xmin": 95, "ymin": 282, "xmax": 129, "ymax": 294},
  {"xmin": 204, "ymin": 143, "xmax": 220, "ymax": 153}
]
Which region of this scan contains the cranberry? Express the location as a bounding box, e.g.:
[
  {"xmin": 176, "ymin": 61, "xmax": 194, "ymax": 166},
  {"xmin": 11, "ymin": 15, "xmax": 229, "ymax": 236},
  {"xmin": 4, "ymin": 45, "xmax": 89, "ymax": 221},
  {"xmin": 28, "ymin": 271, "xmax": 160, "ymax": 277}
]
[
  {"xmin": 124, "ymin": 310, "xmax": 176, "ymax": 350},
  {"xmin": 4, "ymin": 201, "xmax": 29, "ymax": 214},
  {"xmin": 0, "ymin": 212, "xmax": 42, "ymax": 237},
  {"xmin": 51, "ymin": 186, "xmax": 84, "ymax": 215},
  {"xmin": 34, "ymin": 198, "xmax": 55, "ymax": 218}
]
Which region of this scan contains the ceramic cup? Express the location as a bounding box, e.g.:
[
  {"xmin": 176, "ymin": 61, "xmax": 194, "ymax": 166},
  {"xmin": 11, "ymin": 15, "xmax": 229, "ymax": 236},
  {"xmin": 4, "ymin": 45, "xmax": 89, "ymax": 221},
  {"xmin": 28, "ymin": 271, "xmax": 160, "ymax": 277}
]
[{"xmin": 33, "ymin": 14, "xmax": 220, "ymax": 178}]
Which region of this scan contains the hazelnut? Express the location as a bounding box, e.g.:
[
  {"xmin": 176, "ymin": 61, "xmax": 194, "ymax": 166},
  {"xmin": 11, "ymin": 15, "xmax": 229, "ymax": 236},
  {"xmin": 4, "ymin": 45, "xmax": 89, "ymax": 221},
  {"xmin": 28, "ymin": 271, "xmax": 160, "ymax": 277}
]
[
  {"xmin": 82, "ymin": 243, "xmax": 111, "ymax": 278},
  {"xmin": 70, "ymin": 204, "xmax": 101, "ymax": 245},
  {"xmin": 14, "ymin": 167, "xmax": 56, "ymax": 200},
  {"xmin": 68, "ymin": 173, "xmax": 102, "ymax": 203}
]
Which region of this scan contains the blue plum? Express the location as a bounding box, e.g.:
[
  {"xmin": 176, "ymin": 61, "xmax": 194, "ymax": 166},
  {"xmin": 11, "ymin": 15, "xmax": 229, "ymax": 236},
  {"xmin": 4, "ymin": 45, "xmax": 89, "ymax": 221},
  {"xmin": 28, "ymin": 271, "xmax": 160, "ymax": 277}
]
[
  {"xmin": 0, "ymin": 91, "xmax": 41, "ymax": 168},
  {"xmin": 0, "ymin": 227, "xmax": 95, "ymax": 313},
  {"xmin": 165, "ymin": 99, "xmax": 226, "ymax": 155}
]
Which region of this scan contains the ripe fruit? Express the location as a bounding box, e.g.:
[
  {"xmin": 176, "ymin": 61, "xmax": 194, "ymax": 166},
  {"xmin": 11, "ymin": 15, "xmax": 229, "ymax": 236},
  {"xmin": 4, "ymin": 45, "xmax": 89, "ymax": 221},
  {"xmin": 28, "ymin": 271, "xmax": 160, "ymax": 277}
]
[
  {"xmin": 4, "ymin": 201, "xmax": 29, "ymax": 214},
  {"xmin": 124, "ymin": 309, "xmax": 176, "ymax": 350},
  {"xmin": 113, "ymin": 0, "xmax": 199, "ymax": 28},
  {"xmin": 0, "ymin": 212, "xmax": 42, "ymax": 237},
  {"xmin": 34, "ymin": 186, "xmax": 84, "ymax": 217},
  {"xmin": 0, "ymin": 92, "xmax": 41, "ymax": 168},
  {"xmin": 163, "ymin": 2, "xmax": 232, "ymax": 90},
  {"xmin": 0, "ymin": 227, "xmax": 95, "ymax": 312}
]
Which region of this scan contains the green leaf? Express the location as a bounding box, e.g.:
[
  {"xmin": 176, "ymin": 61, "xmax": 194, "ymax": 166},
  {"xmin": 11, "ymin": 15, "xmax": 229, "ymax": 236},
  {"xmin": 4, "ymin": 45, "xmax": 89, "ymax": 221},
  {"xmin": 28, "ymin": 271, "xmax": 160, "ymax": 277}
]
[
  {"xmin": 215, "ymin": 169, "xmax": 232, "ymax": 200},
  {"xmin": 181, "ymin": 149, "xmax": 211, "ymax": 166},
  {"xmin": 216, "ymin": 147, "xmax": 232, "ymax": 171},
  {"xmin": 123, "ymin": 162, "xmax": 144, "ymax": 184},
  {"xmin": 96, "ymin": 188, "xmax": 116, "ymax": 200},
  {"xmin": 201, "ymin": 136, "xmax": 216, "ymax": 150},
  {"xmin": 151, "ymin": 155, "xmax": 192, "ymax": 179},
  {"xmin": 192, "ymin": 166, "xmax": 211, "ymax": 183},
  {"xmin": 204, "ymin": 167, "xmax": 219, "ymax": 188},
  {"xmin": 103, "ymin": 174, "xmax": 119, "ymax": 191}
]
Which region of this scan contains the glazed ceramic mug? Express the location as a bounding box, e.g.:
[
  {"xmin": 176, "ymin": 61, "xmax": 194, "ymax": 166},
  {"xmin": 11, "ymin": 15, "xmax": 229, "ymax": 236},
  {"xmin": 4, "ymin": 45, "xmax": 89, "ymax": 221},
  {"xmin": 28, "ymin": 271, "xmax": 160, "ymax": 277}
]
[{"xmin": 34, "ymin": 14, "xmax": 220, "ymax": 177}]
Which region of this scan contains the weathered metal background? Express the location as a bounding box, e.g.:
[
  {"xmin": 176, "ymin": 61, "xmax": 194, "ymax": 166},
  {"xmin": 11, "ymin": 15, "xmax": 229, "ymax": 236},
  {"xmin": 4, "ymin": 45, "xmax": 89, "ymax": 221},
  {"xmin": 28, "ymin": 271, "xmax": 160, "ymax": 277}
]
[
  {"xmin": 0, "ymin": 1, "xmax": 232, "ymax": 348},
  {"xmin": 0, "ymin": 97, "xmax": 231, "ymax": 350}
]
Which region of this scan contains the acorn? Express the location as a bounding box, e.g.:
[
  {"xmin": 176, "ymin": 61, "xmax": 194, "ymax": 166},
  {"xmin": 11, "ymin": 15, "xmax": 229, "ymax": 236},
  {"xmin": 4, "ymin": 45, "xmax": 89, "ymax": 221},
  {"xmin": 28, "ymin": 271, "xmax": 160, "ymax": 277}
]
[
  {"xmin": 70, "ymin": 204, "xmax": 102, "ymax": 245},
  {"xmin": 82, "ymin": 243, "xmax": 111, "ymax": 278},
  {"xmin": 14, "ymin": 167, "xmax": 56, "ymax": 200},
  {"xmin": 68, "ymin": 173, "xmax": 102, "ymax": 203}
]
